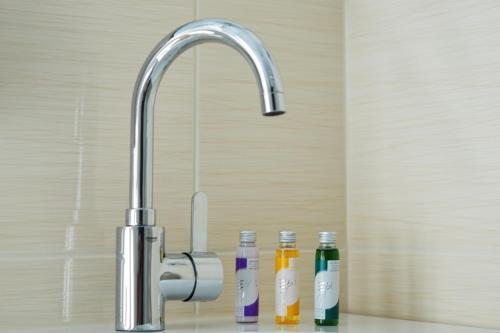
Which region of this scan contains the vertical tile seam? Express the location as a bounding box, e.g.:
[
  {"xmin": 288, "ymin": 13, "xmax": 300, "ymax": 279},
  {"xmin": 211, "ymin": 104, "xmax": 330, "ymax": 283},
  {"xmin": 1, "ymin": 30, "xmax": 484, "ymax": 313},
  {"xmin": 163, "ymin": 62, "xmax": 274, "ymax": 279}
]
[
  {"xmin": 193, "ymin": 0, "xmax": 200, "ymax": 316},
  {"xmin": 193, "ymin": 0, "xmax": 200, "ymax": 193},
  {"xmin": 343, "ymin": 0, "xmax": 351, "ymax": 314}
]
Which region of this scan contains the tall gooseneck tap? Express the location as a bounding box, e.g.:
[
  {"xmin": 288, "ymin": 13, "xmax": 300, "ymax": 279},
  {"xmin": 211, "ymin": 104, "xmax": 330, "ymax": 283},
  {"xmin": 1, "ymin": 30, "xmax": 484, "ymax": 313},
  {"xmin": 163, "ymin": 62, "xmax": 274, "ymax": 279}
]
[{"xmin": 117, "ymin": 19, "xmax": 285, "ymax": 331}]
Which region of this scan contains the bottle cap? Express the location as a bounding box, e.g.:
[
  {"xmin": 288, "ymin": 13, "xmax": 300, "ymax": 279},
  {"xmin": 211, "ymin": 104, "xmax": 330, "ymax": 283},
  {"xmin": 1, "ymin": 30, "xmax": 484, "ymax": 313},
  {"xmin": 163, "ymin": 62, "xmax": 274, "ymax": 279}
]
[
  {"xmin": 319, "ymin": 231, "xmax": 336, "ymax": 244},
  {"xmin": 240, "ymin": 230, "xmax": 256, "ymax": 243},
  {"xmin": 279, "ymin": 230, "xmax": 296, "ymax": 243}
]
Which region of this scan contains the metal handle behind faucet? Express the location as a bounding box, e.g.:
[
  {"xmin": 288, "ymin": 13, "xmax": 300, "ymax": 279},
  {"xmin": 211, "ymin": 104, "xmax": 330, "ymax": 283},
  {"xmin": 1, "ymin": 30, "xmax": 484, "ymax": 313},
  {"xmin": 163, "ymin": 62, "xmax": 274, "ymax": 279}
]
[
  {"xmin": 191, "ymin": 192, "xmax": 208, "ymax": 252},
  {"xmin": 188, "ymin": 192, "xmax": 224, "ymax": 301},
  {"xmin": 160, "ymin": 193, "xmax": 223, "ymax": 302}
]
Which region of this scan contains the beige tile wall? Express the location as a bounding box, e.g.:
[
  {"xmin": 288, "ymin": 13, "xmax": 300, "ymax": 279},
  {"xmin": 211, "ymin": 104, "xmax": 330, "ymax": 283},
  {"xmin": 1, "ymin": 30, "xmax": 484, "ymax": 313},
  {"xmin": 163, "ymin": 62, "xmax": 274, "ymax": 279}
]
[
  {"xmin": 346, "ymin": 0, "xmax": 500, "ymax": 329},
  {"xmin": 0, "ymin": 0, "xmax": 345, "ymax": 329}
]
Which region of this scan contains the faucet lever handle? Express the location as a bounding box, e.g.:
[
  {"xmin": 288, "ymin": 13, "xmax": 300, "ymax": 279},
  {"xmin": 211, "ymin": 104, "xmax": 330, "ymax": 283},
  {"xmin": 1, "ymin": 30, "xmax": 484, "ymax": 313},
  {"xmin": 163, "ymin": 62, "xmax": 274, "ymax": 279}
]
[{"xmin": 191, "ymin": 191, "xmax": 208, "ymax": 252}]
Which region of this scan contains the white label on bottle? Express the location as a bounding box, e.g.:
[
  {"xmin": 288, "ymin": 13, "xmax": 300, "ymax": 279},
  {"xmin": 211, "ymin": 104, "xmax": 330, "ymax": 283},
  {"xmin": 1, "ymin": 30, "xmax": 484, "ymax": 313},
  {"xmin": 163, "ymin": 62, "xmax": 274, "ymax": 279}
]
[
  {"xmin": 275, "ymin": 257, "xmax": 299, "ymax": 316},
  {"xmin": 315, "ymin": 307, "xmax": 326, "ymax": 320},
  {"xmin": 235, "ymin": 257, "xmax": 259, "ymax": 318},
  {"xmin": 314, "ymin": 260, "xmax": 339, "ymax": 319}
]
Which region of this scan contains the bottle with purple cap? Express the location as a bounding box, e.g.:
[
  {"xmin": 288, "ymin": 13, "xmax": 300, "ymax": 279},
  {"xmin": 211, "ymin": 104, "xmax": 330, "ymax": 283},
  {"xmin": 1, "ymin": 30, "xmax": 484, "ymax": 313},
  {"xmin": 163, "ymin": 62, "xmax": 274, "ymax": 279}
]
[{"xmin": 235, "ymin": 230, "xmax": 259, "ymax": 323}]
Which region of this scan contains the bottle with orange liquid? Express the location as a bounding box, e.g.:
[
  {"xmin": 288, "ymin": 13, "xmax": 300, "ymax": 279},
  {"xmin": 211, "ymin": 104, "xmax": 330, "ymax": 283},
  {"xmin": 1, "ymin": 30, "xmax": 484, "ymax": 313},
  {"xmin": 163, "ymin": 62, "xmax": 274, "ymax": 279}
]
[{"xmin": 275, "ymin": 230, "xmax": 300, "ymax": 324}]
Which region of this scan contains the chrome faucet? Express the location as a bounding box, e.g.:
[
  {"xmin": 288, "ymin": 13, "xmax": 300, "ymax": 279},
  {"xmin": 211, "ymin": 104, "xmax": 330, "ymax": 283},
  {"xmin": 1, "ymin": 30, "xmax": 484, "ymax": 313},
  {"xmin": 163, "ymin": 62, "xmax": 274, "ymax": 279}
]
[{"xmin": 116, "ymin": 19, "xmax": 285, "ymax": 331}]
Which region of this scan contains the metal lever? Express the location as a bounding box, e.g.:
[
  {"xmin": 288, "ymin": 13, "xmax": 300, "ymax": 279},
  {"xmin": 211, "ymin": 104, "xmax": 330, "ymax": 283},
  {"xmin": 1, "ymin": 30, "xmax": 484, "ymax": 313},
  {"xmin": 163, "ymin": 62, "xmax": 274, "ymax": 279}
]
[
  {"xmin": 186, "ymin": 191, "xmax": 223, "ymax": 301},
  {"xmin": 191, "ymin": 192, "xmax": 208, "ymax": 252}
]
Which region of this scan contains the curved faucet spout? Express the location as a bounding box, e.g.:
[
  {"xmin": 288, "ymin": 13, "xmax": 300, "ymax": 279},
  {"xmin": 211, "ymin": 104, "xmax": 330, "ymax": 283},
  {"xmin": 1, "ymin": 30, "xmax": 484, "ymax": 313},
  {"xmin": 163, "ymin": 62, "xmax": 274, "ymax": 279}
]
[{"xmin": 127, "ymin": 19, "xmax": 286, "ymax": 223}]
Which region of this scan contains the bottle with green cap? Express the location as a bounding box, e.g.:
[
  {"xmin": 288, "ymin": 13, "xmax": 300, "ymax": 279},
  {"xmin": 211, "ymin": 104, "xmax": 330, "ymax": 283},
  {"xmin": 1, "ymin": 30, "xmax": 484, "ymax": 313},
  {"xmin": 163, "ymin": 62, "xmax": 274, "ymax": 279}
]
[{"xmin": 314, "ymin": 231, "xmax": 340, "ymax": 326}]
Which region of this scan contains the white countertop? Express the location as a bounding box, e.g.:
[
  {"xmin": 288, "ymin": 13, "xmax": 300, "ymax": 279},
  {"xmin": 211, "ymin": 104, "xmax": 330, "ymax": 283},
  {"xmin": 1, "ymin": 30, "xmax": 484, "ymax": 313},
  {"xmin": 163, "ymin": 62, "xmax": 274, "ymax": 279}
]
[{"xmin": 5, "ymin": 314, "xmax": 499, "ymax": 333}]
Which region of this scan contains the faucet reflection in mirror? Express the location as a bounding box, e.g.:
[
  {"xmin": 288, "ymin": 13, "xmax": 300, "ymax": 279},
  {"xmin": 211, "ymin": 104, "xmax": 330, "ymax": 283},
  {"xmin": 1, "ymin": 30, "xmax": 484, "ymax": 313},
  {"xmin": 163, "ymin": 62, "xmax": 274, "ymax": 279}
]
[{"xmin": 116, "ymin": 19, "xmax": 286, "ymax": 331}]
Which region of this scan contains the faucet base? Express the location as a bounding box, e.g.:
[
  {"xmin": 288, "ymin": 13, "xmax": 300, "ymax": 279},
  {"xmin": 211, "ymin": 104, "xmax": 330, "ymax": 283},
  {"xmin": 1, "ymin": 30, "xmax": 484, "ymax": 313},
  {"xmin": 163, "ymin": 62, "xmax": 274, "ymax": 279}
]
[
  {"xmin": 116, "ymin": 325, "xmax": 164, "ymax": 332},
  {"xmin": 116, "ymin": 225, "xmax": 165, "ymax": 331}
]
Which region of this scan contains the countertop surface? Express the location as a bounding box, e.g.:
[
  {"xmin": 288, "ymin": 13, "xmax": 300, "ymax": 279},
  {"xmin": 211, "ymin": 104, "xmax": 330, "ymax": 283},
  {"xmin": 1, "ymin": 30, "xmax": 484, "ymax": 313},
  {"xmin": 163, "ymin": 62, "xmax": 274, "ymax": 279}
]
[{"xmin": 5, "ymin": 314, "xmax": 499, "ymax": 333}]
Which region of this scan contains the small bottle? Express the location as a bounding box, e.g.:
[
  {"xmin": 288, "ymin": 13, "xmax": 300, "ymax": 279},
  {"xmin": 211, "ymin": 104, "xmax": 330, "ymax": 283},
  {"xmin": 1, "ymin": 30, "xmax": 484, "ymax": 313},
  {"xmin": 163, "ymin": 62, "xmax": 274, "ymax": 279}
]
[
  {"xmin": 314, "ymin": 231, "xmax": 340, "ymax": 326},
  {"xmin": 235, "ymin": 230, "xmax": 259, "ymax": 323},
  {"xmin": 275, "ymin": 230, "xmax": 300, "ymax": 325}
]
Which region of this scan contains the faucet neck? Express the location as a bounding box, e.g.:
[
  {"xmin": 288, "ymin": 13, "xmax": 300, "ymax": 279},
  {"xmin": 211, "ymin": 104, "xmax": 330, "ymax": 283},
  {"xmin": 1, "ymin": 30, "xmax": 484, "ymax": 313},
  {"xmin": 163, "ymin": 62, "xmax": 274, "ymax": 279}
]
[{"xmin": 127, "ymin": 19, "xmax": 285, "ymax": 226}]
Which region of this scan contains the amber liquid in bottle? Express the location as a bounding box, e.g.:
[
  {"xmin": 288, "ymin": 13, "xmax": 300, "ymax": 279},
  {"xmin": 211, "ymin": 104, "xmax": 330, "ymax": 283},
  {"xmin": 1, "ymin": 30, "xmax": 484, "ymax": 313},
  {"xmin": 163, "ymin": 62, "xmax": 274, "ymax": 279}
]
[{"xmin": 275, "ymin": 231, "xmax": 300, "ymax": 324}]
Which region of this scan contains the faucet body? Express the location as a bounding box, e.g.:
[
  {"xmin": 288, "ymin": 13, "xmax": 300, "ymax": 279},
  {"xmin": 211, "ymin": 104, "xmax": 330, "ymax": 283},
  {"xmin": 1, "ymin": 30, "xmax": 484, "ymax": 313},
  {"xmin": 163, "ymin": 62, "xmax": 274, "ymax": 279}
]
[{"xmin": 116, "ymin": 19, "xmax": 285, "ymax": 331}]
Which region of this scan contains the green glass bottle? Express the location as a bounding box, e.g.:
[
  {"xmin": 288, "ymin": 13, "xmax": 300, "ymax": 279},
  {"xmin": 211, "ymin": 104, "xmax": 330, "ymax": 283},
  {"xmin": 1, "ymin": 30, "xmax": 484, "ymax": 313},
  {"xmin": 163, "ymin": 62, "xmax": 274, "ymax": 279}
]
[{"xmin": 314, "ymin": 232, "xmax": 340, "ymax": 326}]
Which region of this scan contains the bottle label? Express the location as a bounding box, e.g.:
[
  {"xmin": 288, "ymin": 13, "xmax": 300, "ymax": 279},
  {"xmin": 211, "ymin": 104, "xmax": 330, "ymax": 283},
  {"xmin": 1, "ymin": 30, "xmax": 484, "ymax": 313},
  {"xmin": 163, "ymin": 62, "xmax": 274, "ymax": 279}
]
[
  {"xmin": 314, "ymin": 259, "xmax": 339, "ymax": 320},
  {"xmin": 275, "ymin": 257, "xmax": 299, "ymax": 317},
  {"xmin": 235, "ymin": 257, "xmax": 259, "ymax": 317}
]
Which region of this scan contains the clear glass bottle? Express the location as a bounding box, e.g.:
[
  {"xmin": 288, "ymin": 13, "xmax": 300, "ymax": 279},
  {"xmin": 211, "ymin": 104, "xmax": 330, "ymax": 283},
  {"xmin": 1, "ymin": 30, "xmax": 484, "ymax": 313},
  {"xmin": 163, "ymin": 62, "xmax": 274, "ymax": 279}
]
[
  {"xmin": 314, "ymin": 231, "xmax": 340, "ymax": 326},
  {"xmin": 235, "ymin": 230, "xmax": 259, "ymax": 323},
  {"xmin": 275, "ymin": 230, "xmax": 300, "ymax": 324}
]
